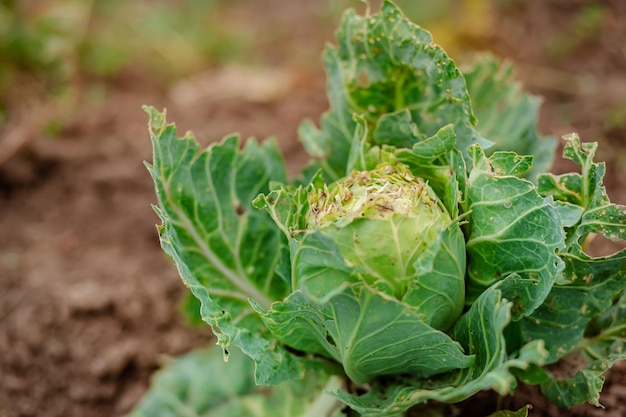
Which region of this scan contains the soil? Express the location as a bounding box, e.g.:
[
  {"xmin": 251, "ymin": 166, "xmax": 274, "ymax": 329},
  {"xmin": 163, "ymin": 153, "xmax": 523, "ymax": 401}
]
[{"xmin": 0, "ymin": 1, "xmax": 625, "ymax": 417}]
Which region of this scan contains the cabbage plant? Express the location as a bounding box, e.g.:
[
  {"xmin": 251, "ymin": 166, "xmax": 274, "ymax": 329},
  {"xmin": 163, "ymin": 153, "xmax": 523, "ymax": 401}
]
[{"xmin": 134, "ymin": 2, "xmax": 626, "ymax": 416}]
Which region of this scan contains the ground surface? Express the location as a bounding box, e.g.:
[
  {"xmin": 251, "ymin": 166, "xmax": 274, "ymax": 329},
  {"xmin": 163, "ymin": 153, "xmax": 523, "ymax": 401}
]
[{"xmin": 1, "ymin": 1, "xmax": 625, "ymax": 417}]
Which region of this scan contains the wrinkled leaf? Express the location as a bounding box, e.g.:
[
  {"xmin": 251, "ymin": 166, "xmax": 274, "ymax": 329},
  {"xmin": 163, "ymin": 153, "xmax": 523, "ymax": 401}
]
[
  {"xmin": 332, "ymin": 286, "xmax": 547, "ymax": 416},
  {"xmin": 539, "ymin": 134, "xmax": 626, "ymax": 246},
  {"xmin": 146, "ymin": 106, "xmax": 303, "ymax": 385},
  {"xmin": 540, "ymin": 350, "xmax": 624, "ymax": 409},
  {"xmin": 299, "ymin": 0, "xmax": 489, "ymax": 181},
  {"xmin": 257, "ymin": 285, "xmax": 474, "ymax": 386},
  {"xmin": 395, "ymin": 125, "xmax": 463, "ymax": 217},
  {"xmin": 511, "ymin": 135, "xmax": 626, "ymax": 407},
  {"xmin": 514, "ymin": 245, "xmax": 626, "ymax": 364},
  {"xmin": 298, "ymin": 45, "xmax": 356, "ymax": 181},
  {"xmin": 513, "ymin": 235, "xmax": 626, "ymax": 408},
  {"xmin": 249, "ymin": 222, "xmax": 471, "ymax": 386},
  {"xmin": 465, "ymin": 146, "xmax": 565, "ymax": 317},
  {"xmin": 517, "ymin": 336, "xmax": 626, "ymax": 409},
  {"xmin": 372, "ymin": 110, "xmax": 424, "ymax": 149},
  {"xmin": 517, "ymin": 135, "xmax": 626, "ymax": 366}
]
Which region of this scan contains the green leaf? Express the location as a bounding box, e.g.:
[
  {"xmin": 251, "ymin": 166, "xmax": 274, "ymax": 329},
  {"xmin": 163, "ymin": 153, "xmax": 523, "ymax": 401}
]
[
  {"xmin": 488, "ymin": 152, "xmax": 534, "ymax": 177},
  {"xmin": 258, "ymin": 285, "xmax": 474, "ymax": 386},
  {"xmin": 372, "ymin": 109, "xmax": 425, "ymax": 149},
  {"xmin": 300, "ymin": 0, "xmax": 489, "ymax": 181},
  {"xmin": 298, "ymin": 44, "xmax": 356, "ymax": 181},
  {"xmin": 372, "ymin": 112, "xmax": 458, "ymax": 161},
  {"xmin": 539, "ymin": 352, "xmax": 621, "ymax": 409},
  {"xmin": 550, "ymin": 201, "xmax": 584, "ymax": 228},
  {"xmin": 537, "ymin": 173, "xmax": 583, "ymax": 206},
  {"xmin": 539, "ymin": 134, "xmax": 626, "ymax": 247},
  {"xmin": 337, "ymin": 1, "xmax": 486, "ymax": 150},
  {"xmin": 405, "ymin": 123, "xmax": 457, "ymax": 161},
  {"xmin": 514, "ymin": 135, "xmax": 626, "ymax": 379},
  {"xmin": 463, "ymin": 54, "xmax": 557, "ymax": 180},
  {"xmin": 515, "ymin": 245, "xmax": 626, "ymax": 363},
  {"xmin": 127, "ymin": 346, "xmax": 345, "ymax": 417},
  {"xmin": 465, "ymin": 146, "xmax": 565, "ymax": 317},
  {"xmin": 179, "ymin": 291, "xmax": 204, "ymax": 326},
  {"xmin": 252, "ymin": 173, "xmax": 313, "ymax": 242},
  {"xmin": 146, "ymin": 106, "xmax": 302, "ymax": 385},
  {"xmin": 517, "ymin": 335, "xmax": 626, "ymax": 409},
  {"xmin": 511, "ymin": 242, "xmax": 626, "ymax": 408},
  {"xmin": 346, "ymin": 114, "xmax": 376, "ymax": 173},
  {"xmin": 404, "ymin": 224, "xmax": 467, "ymax": 331},
  {"xmin": 290, "ymin": 231, "xmax": 360, "ymax": 302},
  {"xmin": 513, "ymin": 247, "xmax": 626, "ymax": 408},
  {"xmin": 565, "ymin": 138, "xmax": 626, "ymax": 243},
  {"xmin": 395, "ymin": 125, "xmax": 463, "ymax": 217},
  {"xmin": 331, "ymin": 287, "xmax": 547, "ymax": 417}
]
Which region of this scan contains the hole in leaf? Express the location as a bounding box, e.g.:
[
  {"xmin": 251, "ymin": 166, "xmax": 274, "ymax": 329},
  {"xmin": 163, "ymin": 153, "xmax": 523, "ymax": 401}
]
[{"xmin": 583, "ymin": 233, "xmax": 626, "ymax": 257}]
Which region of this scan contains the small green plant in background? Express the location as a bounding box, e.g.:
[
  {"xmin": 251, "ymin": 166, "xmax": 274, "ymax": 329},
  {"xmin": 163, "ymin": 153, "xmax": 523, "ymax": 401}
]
[
  {"xmin": 548, "ymin": 3, "xmax": 606, "ymax": 61},
  {"xmin": 134, "ymin": 2, "xmax": 626, "ymax": 416},
  {"xmin": 0, "ymin": 0, "xmax": 80, "ymax": 122},
  {"xmin": 0, "ymin": 0, "xmax": 252, "ymax": 128},
  {"xmin": 0, "ymin": 0, "xmax": 247, "ymax": 82},
  {"xmin": 77, "ymin": 0, "xmax": 252, "ymax": 79}
]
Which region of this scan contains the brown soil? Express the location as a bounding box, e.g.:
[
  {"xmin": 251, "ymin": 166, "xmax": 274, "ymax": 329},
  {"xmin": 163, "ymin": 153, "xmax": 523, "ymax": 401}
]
[{"xmin": 1, "ymin": 1, "xmax": 625, "ymax": 417}]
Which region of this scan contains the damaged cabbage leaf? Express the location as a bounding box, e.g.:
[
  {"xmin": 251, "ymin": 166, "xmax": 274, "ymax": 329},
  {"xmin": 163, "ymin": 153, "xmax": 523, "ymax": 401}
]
[
  {"xmin": 331, "ymin": 287, "xmax": 547, "ymax": 416},
  {"xmin": 299, "ymin": 0, "xmax": 489, "ymax": 181},
  {"xmin": 465, "ymin": 146, "xmax": 565, "ymax": 317},
  {"xmin": 145, "ymin": 107, "xmax": 306, "ymax": 385},
  {"xmin": 511, "ymin": 135, "xmax": 626, "ymax": 407}
]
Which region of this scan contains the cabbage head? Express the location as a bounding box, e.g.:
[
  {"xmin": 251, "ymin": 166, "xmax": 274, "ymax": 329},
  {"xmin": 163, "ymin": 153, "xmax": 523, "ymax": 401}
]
[
  {"xmin": 304, "ymin": 164, "xmax": 465, "ymax": 331},
  {"xmin": 253, "ymin": 163, "xmax": 473, "ymax": 384}
]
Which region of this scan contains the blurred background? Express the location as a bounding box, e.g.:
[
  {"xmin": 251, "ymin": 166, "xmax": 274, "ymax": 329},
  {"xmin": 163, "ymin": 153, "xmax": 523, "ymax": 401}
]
[{"xmin": 0, "ymin": 1, "xmax": 624, "ymax": 416}]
